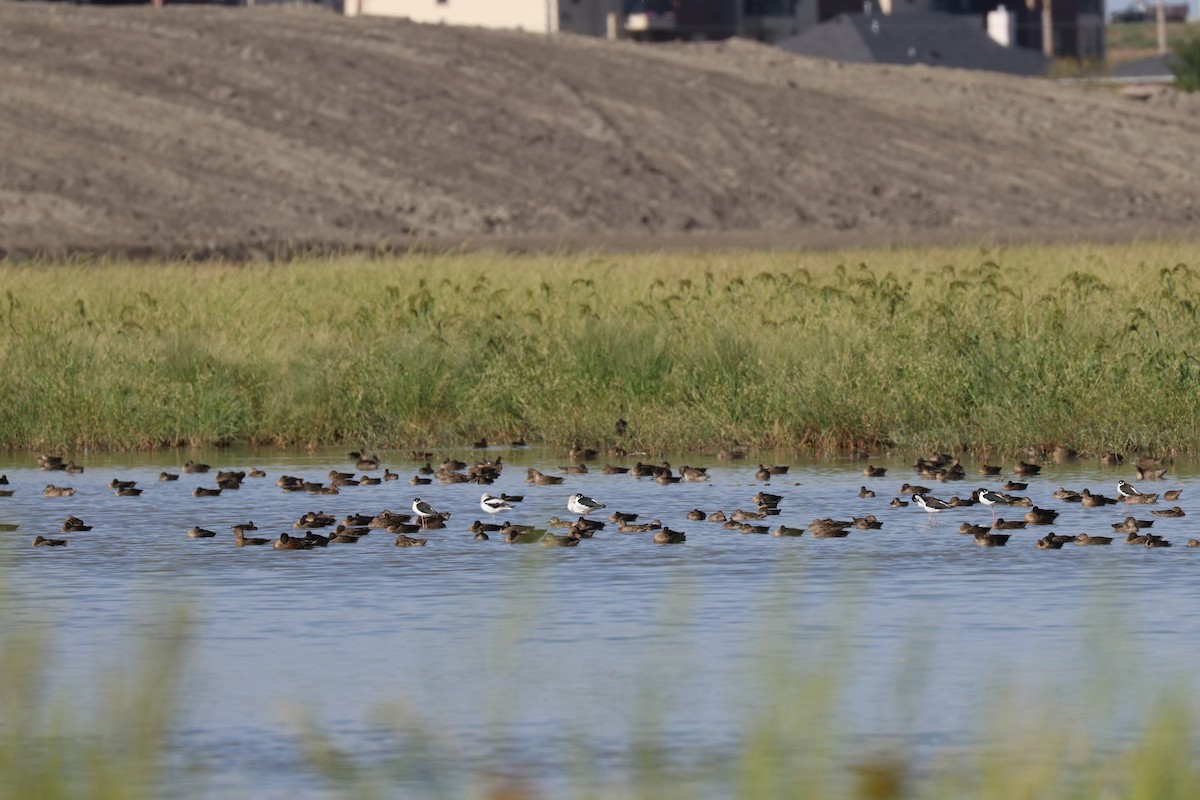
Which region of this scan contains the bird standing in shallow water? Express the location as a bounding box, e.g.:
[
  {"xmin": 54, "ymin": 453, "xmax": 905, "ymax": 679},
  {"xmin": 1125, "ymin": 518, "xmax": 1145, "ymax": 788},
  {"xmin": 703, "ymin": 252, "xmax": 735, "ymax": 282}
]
[
  {"xmin": 480, "ymin": 493, "xmax": 513, "ymax": 515},
  {"xmin": 412, "ymin": 498, "xmax": 443, "ymax": 529},
  {"xmin": 912, "ymin": 493, "xmax": 951, "ymax": 525},
  {"xmin": 567, "ymin": 493, "xmax": 605, "ymax": 517},
  {"xmin": 1117, "ymin": 480, "xmax": 1143, "ymax": 498},
  {"xmin": 977, "ymin": 488, "xmax": 1005, "ymax": 521}
]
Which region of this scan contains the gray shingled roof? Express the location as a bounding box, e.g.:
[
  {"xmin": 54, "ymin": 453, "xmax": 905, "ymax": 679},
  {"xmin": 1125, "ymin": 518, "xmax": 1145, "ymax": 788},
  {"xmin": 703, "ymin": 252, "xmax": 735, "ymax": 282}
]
[{"xmin": 777, "ymin": 12, "xmax": 1050, "ymax": 77}]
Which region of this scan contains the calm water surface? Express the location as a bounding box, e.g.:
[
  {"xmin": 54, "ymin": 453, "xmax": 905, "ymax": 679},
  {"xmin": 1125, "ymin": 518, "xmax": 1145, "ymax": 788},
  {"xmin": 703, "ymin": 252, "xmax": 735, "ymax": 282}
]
[{"xmin": 3, "ymin": 448, "xmax": 1199, "ymax": 796}]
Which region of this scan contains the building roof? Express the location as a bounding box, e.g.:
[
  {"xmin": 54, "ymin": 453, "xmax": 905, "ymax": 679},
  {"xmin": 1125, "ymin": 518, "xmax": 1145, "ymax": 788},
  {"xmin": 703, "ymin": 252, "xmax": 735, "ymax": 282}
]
[{"xmin": 777, "ymin": 12, "xmax": 1050, "ymax": 77}]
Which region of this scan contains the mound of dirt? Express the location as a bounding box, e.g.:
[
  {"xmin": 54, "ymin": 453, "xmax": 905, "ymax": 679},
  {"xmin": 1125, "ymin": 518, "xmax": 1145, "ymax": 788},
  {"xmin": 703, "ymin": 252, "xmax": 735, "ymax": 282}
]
[{"xmin": 1, "ymin": 3, "xmax": 1198, "ymax": 258}]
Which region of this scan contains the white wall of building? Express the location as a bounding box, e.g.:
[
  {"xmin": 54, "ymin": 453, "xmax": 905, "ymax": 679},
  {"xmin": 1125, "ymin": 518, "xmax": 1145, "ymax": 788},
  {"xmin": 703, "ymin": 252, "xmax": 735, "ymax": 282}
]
[{"xmin": 345, "ymin": 0, "xmax": 613, "ymax": 36}]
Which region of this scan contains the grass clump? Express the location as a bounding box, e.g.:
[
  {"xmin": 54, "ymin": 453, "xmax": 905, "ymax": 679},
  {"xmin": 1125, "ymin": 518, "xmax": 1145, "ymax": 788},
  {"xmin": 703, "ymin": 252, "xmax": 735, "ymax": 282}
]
[{"xmin": 3, "ymin": 241, "xmax": 1200, "ymax": 453}]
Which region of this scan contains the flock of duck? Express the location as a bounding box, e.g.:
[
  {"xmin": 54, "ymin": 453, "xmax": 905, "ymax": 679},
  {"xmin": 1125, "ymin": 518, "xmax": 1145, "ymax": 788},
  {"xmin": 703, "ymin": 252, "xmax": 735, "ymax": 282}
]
[{"xmin": 5, "ymin": 448, "xmax": 1197, "ymax": 552}]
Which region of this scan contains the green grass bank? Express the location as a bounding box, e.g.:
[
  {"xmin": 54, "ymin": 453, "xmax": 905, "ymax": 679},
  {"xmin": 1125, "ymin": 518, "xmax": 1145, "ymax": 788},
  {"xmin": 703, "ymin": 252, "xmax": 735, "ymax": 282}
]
[{"xmin": 2, "ymin": 241, "xmax": 1199, "ymax": 454}]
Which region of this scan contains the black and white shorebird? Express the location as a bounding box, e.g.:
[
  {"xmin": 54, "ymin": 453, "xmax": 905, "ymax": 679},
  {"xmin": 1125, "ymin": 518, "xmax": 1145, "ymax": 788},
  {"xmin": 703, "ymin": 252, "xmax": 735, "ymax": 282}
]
[
  {"xmin": 1116, "ymin": 480, "xmax": 1143, "ymax": 498},
  {"xmin": 912, "ymin": 493, "xmax": 951, "ymax": 525},
  {"xmin": 567, "ymin": 493, "xmax": 605, "ymax": 518},
  {"xmin": 977, "ymin": 488, "xmax": 1006, "ymax": 520},
  {"xmin": 480, "ymin": 493, "xmax": 513, "ymax": 515},
  {"xmin": 412, "ymin": 498, "xmax": 443, "ymax": 529}
]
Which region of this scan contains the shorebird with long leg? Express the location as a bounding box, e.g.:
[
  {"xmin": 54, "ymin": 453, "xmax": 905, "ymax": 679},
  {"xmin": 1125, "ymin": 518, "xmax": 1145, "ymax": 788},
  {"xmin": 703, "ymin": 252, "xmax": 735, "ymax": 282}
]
[{"xmin": 912, "ymin": 493, "xmax": 951, "ymax": 526}]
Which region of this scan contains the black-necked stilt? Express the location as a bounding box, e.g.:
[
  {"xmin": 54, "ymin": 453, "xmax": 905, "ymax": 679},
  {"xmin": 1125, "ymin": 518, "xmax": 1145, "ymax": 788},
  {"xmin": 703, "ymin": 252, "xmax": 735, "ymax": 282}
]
[
  {"xmin": 912, "ymin": 493, "xmax": 950, "ymax": 524},
  {"xmin": 568, "ymin": 493, "xmax": 605, "ymax": 517},
  {"xmin": 412, "ymin": 498, "xmax": 442, "ymax": 528},
  {"xmin": 1116, "ymin": 480, "xmax": 1142, "ymax": 498},
  {"xmin": 977, "ymin": 488, "xmax": 1006, "ymax": 520}
]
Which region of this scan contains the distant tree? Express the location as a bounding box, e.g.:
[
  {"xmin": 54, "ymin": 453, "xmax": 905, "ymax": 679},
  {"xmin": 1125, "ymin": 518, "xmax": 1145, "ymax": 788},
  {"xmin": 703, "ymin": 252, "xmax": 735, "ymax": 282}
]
[{"xmin": 1171, "ymin": 36, "xmax": 1200, "ymax": 92}]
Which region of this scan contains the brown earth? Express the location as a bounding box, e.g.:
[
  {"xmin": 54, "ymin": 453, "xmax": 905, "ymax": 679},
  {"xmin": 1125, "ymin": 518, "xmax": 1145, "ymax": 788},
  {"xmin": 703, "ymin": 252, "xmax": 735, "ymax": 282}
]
[{"xmin": 1, "ymin": 2, "xmax": 1199, "ymax": 259}]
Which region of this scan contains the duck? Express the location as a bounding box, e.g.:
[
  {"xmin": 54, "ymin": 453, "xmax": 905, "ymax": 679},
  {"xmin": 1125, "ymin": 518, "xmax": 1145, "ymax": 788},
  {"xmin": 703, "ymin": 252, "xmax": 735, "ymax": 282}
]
[
  {"xmin": 1163, "ymin": 489, "xmax": 1183, "ymax": 501},
  {"xmin": 32, "ymin": 536, "xmax": 68, "ymax": 547},
  {"xmin": 187, "ymin": 526, "xmax": 217, "ymax": 539},
  {"xmin": 526, "ymin": 467, "xmax": 565, "ymax": 485},
  {"xmin": 109, "ymin": 478, "xmax": 137, "ymax": 490},
  {"xmin": 504, "ymin": 528, "xmax": 545, "ymax": 544},
  {"xmin": 1124, "ymin": 493, "xmax": 1159, "ymax": 505},
  {"xmin": 64, "ymin": 462, "xmax": 84, "ymax": 475},
  {"xmin": 730, "ymin": 509, "xmax": 767, "ymax": 522},
  {"xmin": 233, "ymin": 527, "xmax": 270, "ymax": 546},
  {"xmin": 1145, "ymin": 537, "xmax": 1172, "ymax": 548},
  {"xmin": 680, "ymin": 466, "xmax": 709, "ymax": 482},
  {"xmin": 115, "ymin": 487, "xmax": 143, "ymax": 497},
  {"xmin": 1074, "ymin": 533, "xmax": 1114, "ymax": 546},
  {"xmin": 569, "ymin": 444, "xmax": 598, "ymax": 462},
  {"xmin": 351, "ymin": 452, "xmax": 381, "ymax": 471},
  {"xmin": 738, "ymin": 524, "xmax": 771, "ymax": 535},
  {"xmin": 974, "ymin": 531, "xmax": 1010, "ymax": 547},
  {"xmin": 753, "ymin": 492, "xmax": 783, "ymax": 508},
  {"xmin": 1136, "ymin": 466, "xmax": 1168, "ymax": 481},
  {"xmin": 978, "ymin": 463, "xmax": 1001, "ymax": 476},
  {"xmin": 1036, "ymin": 536, "xmax": 1064, "ymax": 550},
  {"xmin": 1002, "ymin": 481, "xmax": 1028, "ymax": 491},
  {"xmin": 1151, "ymin": 506, "xmax": 1185, "ymax": 518},
  {"xmin": 654, "ymin": 528, "xmax": 687, "ymax": 544},
  {"xmin": 1023, "ymin": 507, "xmax": 1059, "ymax": 525},
  {"xmin": 707, "ymin": 511, "xmax": 728, "ymax": 522},
  {"xmin": 602, "ymin": 465, "xmax": 630, "ymax": 475},
  {"xmin": 618, "ymin": 520, "xmax": 663, "ymax": 533},
  {"xmin": 772, "ymin": 525, "xmax": 805, "ymax": 537},
  {"xmin": 541, "ymin": 531, "xmax": 581, "ymax": 547},
  {"xmin": 37, "ymin": 454, "xmax": 66, "ymax": 471},
  {"xmin": 889, "ymin": 497, "xmax": 909, "ymax": 508},
  {"xmin": 853, "ymin": 515, "xmax": 883, "ymax": 530},
  {"xmin": 1123, "ymin": 531, "xmax": 1158, "ymax": 546},
  {"xmin": 755, "ymin": 465, "xmax": 771, "ymax": 481},
  {"xmin": 1080, "ymin": 489, "xmax": 1118, "ymax": 507},
  {"xmin": 863, "ymin": 465, "xmax": 887, "ymax": 478},
  {"xmin": 808, "ymin": 518, "xmax": 852, "ymax": 538},
  {"xmin": 294, "ymin": 511, "xmax": 336, "ymax": 529},
  {"xmin": 469, "ymin": 520, "xmax": 502, "ymax": 533},
  {"xmin": 1111, "ymin": 516, "xmax": 1153, "ymax": 534},
  {"xmin": 1052, "ymin": 487, "xmax": 1082, "ymax": 501},
  {"xmin": 959, "ymin": 523, "xmax": 991, "ymax": 536},
  {"xmin": 303, "ymin": 532, "xmax": 330, "ymax": 547},
  {"xmin": 182, "ymin": 461, "xmax": 211, "ymax": 474},
  {"xmin": 1013, "ymin": 461, "xmax": 1042, "ymax": 476},
  {"xmin": 609, "ymin": 511, "xmax": 639, "ymax": 524},
  {"xmin": 273, "ymin": 532, "xmax": 313, "ymax": 550},
  {"xmin": 859, "ymin": 486, "xmax": 876, "ymax": 499},
  {"xmin": 329, "ymin": 529, "xmax": 362, "ymax": 544},
  {"xmin": 369, "ymin": 510, "xmax": 409, "ymax": 528},
  {"xmin": 686, "ymin": 509, "xmax": 706, "ymax": 521},
  {"xmin": 61, "ymin": 515, "xmax": 92, "ymax": 532},
  {"xmin": 248, "ymin": 467, "xmax": 267, "ymax": 478},
  {"xmin": 192, "ymin": 487, "xmax": 222, "ymax": 497},
  {"xmin": 992, "ymin": 518, "xmax": 1027, "ymax": 530},
  {"xmin": 383, "ymin": 469, "xmax": 400, "ymax": 481},
  {"xmin": 473, "ymin": 532, "xmax": 490, "ymax": 541},
  {"xmin": 1100, "ymin": 451, "xmax": 1125, "ymax": 466},
  {"xmin": 218, "ymin": 470, "xmax": 246, "ymax": 484},
  {"xmin": 1187, "ymin": 539, "xmax": 1200, "ymax": 547},
  {"xmin": 43, "ymin": 485, "xmax": 76, "ymax": 497},
  {"xmin": 899, "ymin": 483, "xmax": 930, "ymax": 495},
  {"xmin": 559, "ymin": 464, "xmax": 589, "ymax": 475}
]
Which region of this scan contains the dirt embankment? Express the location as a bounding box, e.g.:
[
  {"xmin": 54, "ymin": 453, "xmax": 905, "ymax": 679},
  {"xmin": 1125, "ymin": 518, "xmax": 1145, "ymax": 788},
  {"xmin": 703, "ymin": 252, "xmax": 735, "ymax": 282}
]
[{"xmin": 1, "ymin": 3, "xmax": 1198, "ymax": 259}]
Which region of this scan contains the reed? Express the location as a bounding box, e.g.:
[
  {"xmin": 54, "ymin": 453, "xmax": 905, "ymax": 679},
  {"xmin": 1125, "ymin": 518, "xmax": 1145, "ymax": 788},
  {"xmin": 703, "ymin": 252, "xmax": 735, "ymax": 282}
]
[{"xmin": 2, "ymin": 241, "xmax": 1199, "ymax": 454}]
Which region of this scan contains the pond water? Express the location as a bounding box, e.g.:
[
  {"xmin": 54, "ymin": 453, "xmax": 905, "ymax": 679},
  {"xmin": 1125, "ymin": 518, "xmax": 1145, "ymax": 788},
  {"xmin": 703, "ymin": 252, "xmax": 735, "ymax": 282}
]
[{"xmin": 2, "ymin": 447, "xmax": 1199, "ymax": 796}]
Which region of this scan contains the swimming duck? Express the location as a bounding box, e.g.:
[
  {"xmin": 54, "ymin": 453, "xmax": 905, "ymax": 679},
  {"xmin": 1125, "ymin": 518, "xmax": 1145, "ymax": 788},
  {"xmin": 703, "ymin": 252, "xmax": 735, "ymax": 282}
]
[
  {"xmin": 859, "ymin": 486, "xmax": 876, "ymax": 499},
  {"xmin": 218, "ymin": 470, "xmax": 246, "ymax": 484},
  {"xmin": 1002, "ymin": 481, "xmax": 1028, "ymax": 491},
  {"xmin": 248, "ymin": 468, "xmax": 267, "ymax": 478},
  {"xmin": 1023, "ymin": 507, "xmax": 1059, "ymax": 525},
  {"xmin": 369, "ymin": 510, "xmax": 409, "ymax": 528},
  {"xmin": 504, "ymin": 528, "xmax": 544, "ymax": 544},
  {"xmin": 351, "ymin": 452, "xmax": 381, "ymax": 471},
  {"xmin": 992, "ymin": 518, "xmax": 1027, "ymax": 530},
  {"xmin": 899, "ymin": 484, "xmax": 930, "ymax": 495},
  {"xmin": 1163, "ymin": 489, "xmax": 1183, "ymax": 501},
  {"xmin": 1013, "ymin": 461, "xmax": 1042, "ymax": 476},
  {"xmin": 33, "ymin": 536, "xmax": 67, "ymax": 547},
  {"xmin": 409, "ymin": 475, "xmax": 432, "ymax": 485},
  {"xmin": 978, "ymin": 463, "xmax": 1001, "ymax": 476},
  {"xmin": 526, "ymin": 468, "xmax": 565, "ymax": 485},
  {"xmin": 541, "ymin": 532, "xmax": 580, "ymax": 547},
  {"xmin": 863, "ymin": 465, "xmax": 887, "ymax": 478},
  {"xmin": 43, "ymin": 485, "xmax": 76, "ymax": 497},
  {"xmin": 115, "ymin": 487, "xmax": 143, "ymax": 497},
  {"xmin": 233, "ymin": 527, "xmax": 270, "ymax": 546},
  {"xmin": 731, "ymin": 509, "xmax": 767, "ymax": 522},
  {"xmin": 808, "ymin": 518, "xmax": 852, "ymax": 538},
  {"xmin": 618, "ymin": 520, "xmax": 663, "ymax": 533},
  {"xmin": 182, "ymin": 461, "xmax": 211, "ymax": 474},
  {"xmin": 753, "ymin": 492, "xmax": 783, "ymax": 508},
  {"xmin": 1123, "ymin": 531, "xmax": 1158, "ymax": 546},
  {"xmin": 738, "ymin": 524, "xmax": 770, "ymax": 535},
  {"xmin": 274, "ymin": 532, "xmax": 313, "ymax": 550},
  {"xmin": 303, "ymin": 532, "xmax": 330, "ymax": 547},
  {"xmin": 61, "ymin": 515, "xmax": 92, "ymax": 532},
  {"xmin": 707, "ymin": 511, "xmax": 727, "ymax": 522},
  {"xmin": 654, "ymin": 528, "xmax": 687, "ymax": 544},
  {"xmin": 473, "ymin": 532, "xmax": 490, "ymax": 541},
  {"xmin": 157, "ymin": 471, "xmax": 179, "ymax": 481},
  {"xmin": 680, "ymin": 466, "xmax": 709, "ymax": 482},
  {"xmin": 1074, "ymin": 533, "xmax": 1114, "ymax": 546},
  {"xmin": 559, "ymin": 464, "xmax": 589, "ymax": 475},
  {"xmin": 686, "ymin": 509, "xmax": 706, "ymax": 521},
  {"xmin": 383, "ymin": 469, "xmax": 400, "ymax": 481},
  {"xmin": 109, "ymin": 478, "xmax": 137, "ymax": 490},
  {"xmin": 192, "ymin": 487, "xmax": 222, "ymax": 497},
  {"xmin": 974, "ymin": 531, "xmax": 1010, "ymax": 547},
  {"xmin": 772, "ymin": 525, "xmax": 805, "ymax": 537},
  {"xmin": 187, "ymin": 527, "xmax": 217, "ymax": 539},
  {"xmin": 569, "ymin": 444, "xmax": 598, "ymax": 462},
  {"xmin": 1136, "ymin": 466, "xmax": 1168, "ymax": 481},
  {"xmin": 959, "ymin": 523, "xmax": 991, "ymax": 536},
  {"xmin": 1111, "ymin": 516, "xmax": 1153, "ymax": 534},
  {"xmin": 38, "ymin": 455, "xmax": 66, "ymax": 471},
  {"xmin": 1151, "ymin": 506, "xmax": 1185, "ymax": 518},
  {"xmin": 853, "ymin": 515, "xmax": 883, "ymax": 530},
  {"xmin": 1187, "ymin": 539, "xmax": 1200, "ymax": 547},
  {"xmin": 469, "ymin": 520, "xmax": 503, "ymax": 533},
  {"xmin": 1145, "ymin": 537, "xmax": 1172, "ymax": 548},
  {"xmin": 63, "ymin": 462, "xmax": 84, "ymax": 475},
  {"xmin": 1100, "ymin": 451, "xmax": 1125, "ymax": 466},
  {"xmin": 755, "ymin": 465, "xmax": 771, "ymax": 481},
  {"xmin": 890, "ymin": 497, "xmax": 909, "ymax": 508},
  {"xmin": 1052, "ymin": 487, "xmax": 1082, "ymax": 501},
  {"xmin": 1036, "ymin": 536, "xmax": 1064, "ymax": 550},
  {"xmin": 1123, "ymin": 493, "xmax": 1159, "ymax": 505},
  {"xmin": 1080, "ymin": 489, "xmax": 1118, "ymax": 508},
  {"xmin": 602, "ymin": 465, "xmax": 630, "ymax": 475}
]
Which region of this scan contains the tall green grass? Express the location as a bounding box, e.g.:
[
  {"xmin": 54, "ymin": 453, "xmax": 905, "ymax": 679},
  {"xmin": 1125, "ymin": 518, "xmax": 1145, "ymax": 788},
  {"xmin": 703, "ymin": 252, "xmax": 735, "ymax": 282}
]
[{"xmin": 2, "ymin": 242, "xmax": 1199, "ymax": 453}]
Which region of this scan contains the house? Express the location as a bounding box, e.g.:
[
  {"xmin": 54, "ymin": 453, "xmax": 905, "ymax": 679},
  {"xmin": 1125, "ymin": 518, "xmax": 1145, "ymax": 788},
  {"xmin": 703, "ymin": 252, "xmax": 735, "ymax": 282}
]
[
  {"xmin": 341, "ymin": 0, "xmax": 1103, "ymax": 62},
  {"xmin": 777, "ymin": 11, "xmax": 1051, "ymax": 75}
]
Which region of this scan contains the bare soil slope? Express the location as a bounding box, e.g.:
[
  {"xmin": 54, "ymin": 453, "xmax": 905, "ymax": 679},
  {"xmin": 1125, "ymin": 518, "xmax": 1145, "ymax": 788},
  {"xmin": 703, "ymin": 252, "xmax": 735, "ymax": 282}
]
[{"xmin": 1, "ymin": 3, "xmax": 1198, "ymax": 257}]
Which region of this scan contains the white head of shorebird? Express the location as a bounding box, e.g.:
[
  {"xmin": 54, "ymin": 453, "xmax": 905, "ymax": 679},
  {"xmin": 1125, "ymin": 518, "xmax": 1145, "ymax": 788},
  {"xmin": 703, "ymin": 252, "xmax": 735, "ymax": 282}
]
[
  {"xmin": 480, "ymin": 493, "xmax": 513, "ymax": 515},
  {"xmin": 567, "ymin": 493, "xmax": 605, "ymax": 517}
]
